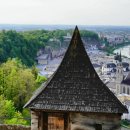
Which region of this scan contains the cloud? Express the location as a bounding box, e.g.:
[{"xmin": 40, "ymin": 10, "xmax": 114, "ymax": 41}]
[{"xmin": 0, "ymin": 0, "xmax": 130, "ymax": 25}]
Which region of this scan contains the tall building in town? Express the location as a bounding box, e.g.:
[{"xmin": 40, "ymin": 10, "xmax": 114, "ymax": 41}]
[{"xmin": 116, "ymin": 52, "xmax": 124, "ymax": 95}]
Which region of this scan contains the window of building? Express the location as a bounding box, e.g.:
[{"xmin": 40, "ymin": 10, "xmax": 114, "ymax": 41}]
[
  {"xmin": 123, "ymin": 87, "xmax": 125, "ymax": 93},
  {"xmin": 95, "ymin": 124, "xmax": 102, "ymax": 130},
  {"xmin": 127, "ymin": 88, "xmax": 129, "ymax": 95}
]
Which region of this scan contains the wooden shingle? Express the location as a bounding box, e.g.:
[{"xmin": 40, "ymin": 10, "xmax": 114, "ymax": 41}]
[{"xmin": 24, "ymin": 26, "xmax": 128, "ymax": 114}]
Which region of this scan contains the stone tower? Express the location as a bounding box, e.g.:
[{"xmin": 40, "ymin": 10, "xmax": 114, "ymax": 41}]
[{"xmin": 116, "ymin": 52, "xmax": 124, "ymax": 95}]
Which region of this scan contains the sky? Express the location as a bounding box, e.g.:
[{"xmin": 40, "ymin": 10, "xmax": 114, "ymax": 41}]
[{"xmin": 0, "ymin": 0, "xmax": 130, "ymax": 26}]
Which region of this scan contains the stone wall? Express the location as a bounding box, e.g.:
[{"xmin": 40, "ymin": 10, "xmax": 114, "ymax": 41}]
[
  {"xmin": 70, "ymin": 112, "xmax": 121, "ymax": 130},
  {"xmin": 0, "ymin": 125, "xmax": 30, "ymax": 130}
]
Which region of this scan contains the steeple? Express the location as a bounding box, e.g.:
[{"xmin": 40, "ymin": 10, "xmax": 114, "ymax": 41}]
[
  {"xmin": 24, "ymin": 26, "xmax": 127, "ymax": 114},
  {"xmin": 119, "ymin": 51, "xmax": 122, "ymax": 62},
  {"xmin": 116, "ymin": 51, "xmax": 123, "ymax": 95}
]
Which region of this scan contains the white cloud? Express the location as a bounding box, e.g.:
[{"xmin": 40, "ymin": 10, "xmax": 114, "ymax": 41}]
[{"xmin": 0, "ymin": 0, "xmax": 130, "ymax": 25}]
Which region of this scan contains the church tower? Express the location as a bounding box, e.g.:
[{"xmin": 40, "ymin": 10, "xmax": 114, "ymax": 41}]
[{"xmin": 116, "ymin": 52, "xmax": 124, "ymax": 95}]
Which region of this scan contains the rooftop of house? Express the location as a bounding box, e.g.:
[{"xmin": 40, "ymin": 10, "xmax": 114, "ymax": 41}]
[
  {"xmin": 92, "ymin": 63, "xmax": 101, "ymax": 68},
  {"xmin": 122, "ymin": 72, "xmax": 130, "ymax": 85},
  {"xmin": 36, "ymin": 54, "xmax": 49, "ymax": 60},
  {"xmin": 122, "ymin": 62, "xmax": 129, "ymax": 68},
  {"xmin": 106, "ymin": 63, "xmax": 116, "ymax": 68},
  {"xmin": 24, "ymin": 26, "xmax": 128, "ymax": 114},
  {"xmin": 124, "ymin": 100, "xmax": 130, "ymax": 106}
]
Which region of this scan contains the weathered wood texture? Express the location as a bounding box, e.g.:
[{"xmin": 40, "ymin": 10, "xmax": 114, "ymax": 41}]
[
  {"xmin": 31, "ymin": 111, "xmax": 70, "ymax": 130},
  {"xmin": 0, "ymin": 125, "xmax": 30, "ymax": 130},
  {"xmin": 48, "ymin": 113, "xmax": 64, "ymax": 130},
  {"xmin": 70, "ymin": 113, "xmax": 121, "ymax": 130},
  {"xmin": 30, "ymin": 111, "xmax": 122, "ymax": 130},
  {"xmin": 31, "ymin": 111, "xmax": 38, "ymax": 130}
]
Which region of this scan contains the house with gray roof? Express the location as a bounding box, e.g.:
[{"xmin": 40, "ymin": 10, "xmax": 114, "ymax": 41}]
[{"xmin": 102, "ymin": 63, "xmax": 117, "ymax": 74}]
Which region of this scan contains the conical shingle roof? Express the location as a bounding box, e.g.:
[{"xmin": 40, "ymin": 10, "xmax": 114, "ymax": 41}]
[{"xmin": 24, "ymin": 26, "xmax": 128, "ymax": 113}]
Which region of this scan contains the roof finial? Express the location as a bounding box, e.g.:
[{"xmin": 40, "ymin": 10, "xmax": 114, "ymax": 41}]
[
  {"xmin": 74, "ymin": 25, "xmax": 79, "ymax": 34},
  {"xmin": 75, "ymin": 25, "xmax": 78, "ymax": 29}
]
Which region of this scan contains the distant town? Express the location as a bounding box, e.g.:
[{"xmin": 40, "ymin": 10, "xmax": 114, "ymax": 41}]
[{"xmin": 33, "ymin": 25, "xmax": 130, "ymax": 121}]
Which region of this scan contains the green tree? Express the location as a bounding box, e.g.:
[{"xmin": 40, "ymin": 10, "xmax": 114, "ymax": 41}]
[
  {"xmin": 36, "ymin": 75, "xmax": 47, "ymax": 85},
  {"xmin": 4, "ymin": 112, "xmax": 27, "ymax": 125},
  {"xmin": 0, "ymin": 95, "xmax": 15, "ymax": 123},
  {"xmin": 0, "ymin": 95, "xmax": 28, "ymax": 125},
  {"xmin": 0, "ymin": 29, "xmax": 99, "ymax": 66},
  {"xmin": 0, "ymin": 59, "xmax": 36, "ymax": 112},
  {"xmin": 0, "ymin": 30, "xmax": 45, "ymax": 66}
]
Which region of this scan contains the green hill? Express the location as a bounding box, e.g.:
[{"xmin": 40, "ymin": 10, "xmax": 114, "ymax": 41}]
[{"xmin": 0, "ymin": 29, "xmax": 99, "ymax": 66}]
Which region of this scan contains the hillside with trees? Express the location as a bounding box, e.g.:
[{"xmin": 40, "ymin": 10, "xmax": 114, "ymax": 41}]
[
  {"xmin": 0, "ymin": 59, "xmax": 47, "ymax": 125},
  {"xmin": 0, "ymin": 30, "xmax": 45, "ymax": 66},
  {"xmin": 0, "ymin": 29, "xmax": 99, "ymax": 66},
  {"xmin": 0, "ymin": 29, "xmax": 99, "ymax": 125}
]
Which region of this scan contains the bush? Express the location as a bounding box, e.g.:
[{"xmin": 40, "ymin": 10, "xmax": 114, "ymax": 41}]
[
  {"xmin": 36, "ymin": 75, "xmax": 47, "ymax": 84},
  {"xmin": 0, "ymin": 96, "xmax": 28, "ymax": 125},
  {"xmin": 4, "ymin": 112, "xmax": 27, "ymax": 125}
]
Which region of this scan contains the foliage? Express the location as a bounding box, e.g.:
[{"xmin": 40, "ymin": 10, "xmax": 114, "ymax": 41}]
[
  {"xmin": 0, "ymin": 30, "xmax": 45, "ymax": 66},
  {"xmin": 36, "ymin": 75, "xmax": 47, "ymax": 84},
  {"xmin": 0, "ymin": 95, "xmax": 15, "ymax": 122},
  {"xmin": 105, "ymin": 46, "xmax": 115, "ymax": 54},
  {"xmin": 121, "ymin": 119, "xmax": 130, "ymax": 128},
  {"xmin": 0, "ymin": 59, "xmax": 36, "ymax": 112},
  {"xmin": 0, "ymin": 59, "xmax": 47, "ymax": 125},
  {"xmin": 22, "ymin": 109, "xmax": 31, "ymax": 125},
  {"xmin": 0, "ymin": 28, "xmax": 99, "ymax": 125},
  {"xmin": 100, "ymin": 35, "xmax": 130, "ymax": 54},
  {"xmin": 4, "ymin": 112, "xmax": 27, "ymax": 125},
  {"xmin": 80, "ymin": 30, "xmax": 99, "ymax": 40},
  {"xmin": 0, "ymin": 95, "xmax": 28, "ymax": 125},
  {"xmin": 0, "ymin": 29, "xmax": 99, "ymax": 66},
  {"xmin": 0, "ymin": 58, "xmax": 48, "ymax": 125},
  {"xmin": 31, "ymin": 65, "xmax": 38, "ymax": 79}
]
